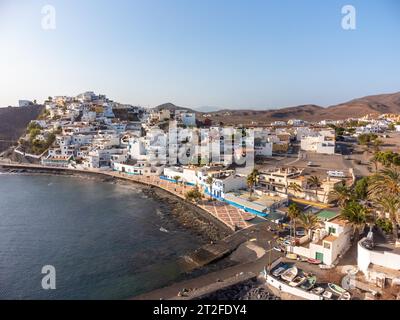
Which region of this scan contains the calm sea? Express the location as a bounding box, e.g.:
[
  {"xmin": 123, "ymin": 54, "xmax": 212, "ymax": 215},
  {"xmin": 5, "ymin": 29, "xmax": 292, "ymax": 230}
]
[{"xmin": 0, "ymin": 174, "xmax": 204, "ymax": 299}]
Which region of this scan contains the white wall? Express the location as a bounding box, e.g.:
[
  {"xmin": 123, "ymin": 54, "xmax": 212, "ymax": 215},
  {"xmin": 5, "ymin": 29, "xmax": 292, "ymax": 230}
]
[
  {"xmin": 163, "ymin": 167, "xmax": 183, "ymax": 180},
  {"xmin": 358, "ymin": 239, "xmax": 400, "ymax": 273},
  {"xmin": 255, "ymin": 141, "xmax": 273, "ymax": 156},
  {"xmin": 266, "ymin": 275, "xmax": 323, "ymax": 300}
]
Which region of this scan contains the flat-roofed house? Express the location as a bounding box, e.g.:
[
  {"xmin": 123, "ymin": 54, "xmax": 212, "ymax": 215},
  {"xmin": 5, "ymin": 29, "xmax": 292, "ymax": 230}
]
[{"xmin": 288, "ymin": 211, "xmax": 352, "ymax": 266}]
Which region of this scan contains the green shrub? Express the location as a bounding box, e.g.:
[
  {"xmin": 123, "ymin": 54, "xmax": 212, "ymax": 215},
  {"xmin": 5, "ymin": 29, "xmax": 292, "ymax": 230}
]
[{"xmin": 376, "ymin": 218, "xmax": 393, "ymax": 234}]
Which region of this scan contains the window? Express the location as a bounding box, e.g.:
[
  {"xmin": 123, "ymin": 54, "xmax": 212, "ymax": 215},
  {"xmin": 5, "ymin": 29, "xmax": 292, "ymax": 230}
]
[
  {"xmin": 328, "ymin": 227, "xmax": 336, "ymax": 235},
  {"xmin": 323, "ymin": 242, "xmax": 331, "ymax": 249}
]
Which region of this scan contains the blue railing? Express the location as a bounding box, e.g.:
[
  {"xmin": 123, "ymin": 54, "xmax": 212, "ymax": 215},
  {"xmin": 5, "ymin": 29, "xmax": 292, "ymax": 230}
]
[
  {"xmin": 204, "ymin": 189, "xmax": 268, "ymax": 217},
  {"xmin": 116, "ymin": 171, "xmax": 268, "ymax": 217},
  {"xmin": 159, "ymin": 176, "xmax": 196, "ymax": 186}
]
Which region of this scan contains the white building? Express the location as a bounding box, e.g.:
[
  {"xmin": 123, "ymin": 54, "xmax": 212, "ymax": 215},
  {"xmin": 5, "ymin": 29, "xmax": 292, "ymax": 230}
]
[
  {"xmin": 271, "ymin": 121, "xmax": 286, "ymax": 127},
  {"xmin": 300, "ymin": 133, "xmax": 335, "ymax": 155},
  {"xmin": 289, "ymin": 213, "xmax": 352, "ymax": 266},
  {"xmin": 81, "ymin": 111, "xmax": 97, "ymax": 122},
  {"xmin": 254, "ymin": 140, "xmax": 273, "ymax": 157},
  {"xmin": 358, "ymin": 238, "xmax": 400, "ymax": 287},
  {"xmin": 288, "ymin": 119, "xmax": 307, "ymax": 126},
  {"xmin": 181, "ymin": 113, "xmax": 196, "ymax": 126},
  {"xmin": 112, "ymin": 162, "xmax": 164, "ymax": 176},
  {"xmin": 163, "ymin": 167, "xmax": 184, "ymax": 181},
  {"xmin": 196, "ymin": 168, "xmax": 246, "ymax": 198},
  {"xmin": 128, "ymin": 129, "xmax": 168, "ymax": 165}
]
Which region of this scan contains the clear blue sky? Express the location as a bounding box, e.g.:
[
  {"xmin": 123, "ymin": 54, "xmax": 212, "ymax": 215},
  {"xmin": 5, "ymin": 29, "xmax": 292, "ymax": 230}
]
[{"xmin": 1, "ymin": 0, "xmax": 399, "ymax": 109}]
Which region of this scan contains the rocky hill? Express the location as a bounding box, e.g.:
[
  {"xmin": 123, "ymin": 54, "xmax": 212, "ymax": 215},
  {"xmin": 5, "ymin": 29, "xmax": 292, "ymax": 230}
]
[
  {"xmin": 153, "ymin": 102, "xmax": 194, "ymax": 112},
  {"xmin": 0, "ymin": 105, "xmax": 44, "ymax": 152},
  {"xmin": 321, "ymin": 92, "xmax": 400, "ymax": 120}
]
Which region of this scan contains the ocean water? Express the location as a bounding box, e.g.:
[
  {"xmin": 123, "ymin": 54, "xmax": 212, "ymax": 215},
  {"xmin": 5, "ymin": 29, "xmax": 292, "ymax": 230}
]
[{"xmin": 0, "ymin": 174, "xmax": 204, "ymax": 299}]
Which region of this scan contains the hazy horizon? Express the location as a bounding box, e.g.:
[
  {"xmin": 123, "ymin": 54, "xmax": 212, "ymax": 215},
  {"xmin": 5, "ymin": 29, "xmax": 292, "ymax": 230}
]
[{"xmin": 1, "ymin": 0, "xmax": 400, "ymax": 109}]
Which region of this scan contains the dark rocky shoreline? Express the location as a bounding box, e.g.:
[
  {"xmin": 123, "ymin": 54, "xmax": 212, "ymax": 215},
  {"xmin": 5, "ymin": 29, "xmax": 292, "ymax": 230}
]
[
  {"xmin": 142, "ymin": 187, "xmax": 232, "ymax": 243},
  {"xmin": 0, "ymin": 166, "xmax": 233, "ymax": 243},
  {"xmin": 195, "ymin": 278, "xmax": 280, "ymax": 300}
]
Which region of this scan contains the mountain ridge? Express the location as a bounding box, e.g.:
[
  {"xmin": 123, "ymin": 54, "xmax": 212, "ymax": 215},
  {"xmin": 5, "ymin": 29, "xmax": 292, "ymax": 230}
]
[{"xmin": 154, "ymin": 91, "xmax": 400, "ymax": 124}]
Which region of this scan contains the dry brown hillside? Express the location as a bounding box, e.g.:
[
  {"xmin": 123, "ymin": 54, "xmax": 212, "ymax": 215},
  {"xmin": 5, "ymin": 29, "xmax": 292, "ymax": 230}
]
[
  {"xmin": 157, "ymin": 91, "xmax": 400, "ymax": 125},
  {"xmin": 0, "ymin": 105, "xmax": 44, "ymax": 152},
  {"xmin": 322, "ymin": 92, "xmax": 400, "ymax": 120}
]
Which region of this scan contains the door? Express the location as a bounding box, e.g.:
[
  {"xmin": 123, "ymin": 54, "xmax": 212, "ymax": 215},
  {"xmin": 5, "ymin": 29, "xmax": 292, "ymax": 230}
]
[{"xmin": 316, "ymin": 252, "xmax": 324, "ymax": 262}]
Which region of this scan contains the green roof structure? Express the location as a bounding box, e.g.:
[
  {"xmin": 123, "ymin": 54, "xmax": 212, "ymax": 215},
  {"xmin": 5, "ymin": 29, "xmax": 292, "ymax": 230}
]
[{"xmin": 317, "ymin": 210, "xmax": 339, "ymax": 221}]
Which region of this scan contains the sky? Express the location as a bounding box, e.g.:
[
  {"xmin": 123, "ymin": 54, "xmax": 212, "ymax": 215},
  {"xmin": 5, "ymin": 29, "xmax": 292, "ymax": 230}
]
[{"xmin": 0, "ymin": 0, "xmax": 400, "ymax": 110}]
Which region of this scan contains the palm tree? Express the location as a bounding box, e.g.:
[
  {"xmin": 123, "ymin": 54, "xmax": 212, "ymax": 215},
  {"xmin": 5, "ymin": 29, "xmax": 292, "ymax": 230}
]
[
  {"xmin": 328, "ymin": 184, "xmax": 353, "ymax": 208},
  {"xmin": 173, "ymin": 176, "xmax": 181, "ymax": 184},
  {"xmin": 205, "ymin": 176, "xmax": 215, "ymax": 200},
  {"xmin": 341, "ymin": 201, "xmax": 369, "ymax": 243},
  {"xmin": 247, "ymin": 169, "xmax": 259, "ymax": 200},
  {"xmin": 288, "ymin": 182, "xmax": 302, "ymax": 196},
  {"xmin": 372, "ymin": 138, "xmax": 383, "ymax": 153},
  {"xmin": 287, "ymin": 203, "xmax": 301, "ymax": 241},
  {"xmin": 247, "ymin": 174, "xmax": 256, "ymax": 200},
  {"xmin": 307, "ymin": 176, "xmax": 322, "ymax": 201},
  {"xmin": 185, "ymin": 185, "xmax": 203, "ymax": 203},
  {"xmin": 369, "ymin": 168, "xmax": 400, "ymax": 202},
  {"xmin": 369, "ymin": 157, "xmax": 379, "ymax": 173},
  {"xmin": 298, "ymin": 212, "xmax": 319, "ymax": 240},
  {"xmin": 375, "ymin": 195, "xmax": 400, "ymax": 241}
]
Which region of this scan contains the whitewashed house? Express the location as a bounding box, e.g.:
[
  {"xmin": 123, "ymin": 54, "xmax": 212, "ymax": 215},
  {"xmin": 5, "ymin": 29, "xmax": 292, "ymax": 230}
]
[
  {"xmin": 300, "ymin": 133, "xmax": 335, "ymax": 155},
  {"xmin": 288, "ymin": 212, "xmax": 352, "ymax": 266}
]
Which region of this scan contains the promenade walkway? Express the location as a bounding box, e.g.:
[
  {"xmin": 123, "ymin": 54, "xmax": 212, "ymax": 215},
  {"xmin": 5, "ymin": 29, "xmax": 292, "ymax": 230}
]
[{"xmin": 107, "ymin": 171, "xmax": 255, "ymax": 230}]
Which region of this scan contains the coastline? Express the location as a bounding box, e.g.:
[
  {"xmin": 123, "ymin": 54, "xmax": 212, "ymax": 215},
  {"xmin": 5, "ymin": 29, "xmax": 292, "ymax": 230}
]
[
  {"xmin": 1, "ymin": 162, "xmax": 275, "ymax": 300},
  {"xmin": 0, "ymin": 164, "xmax": 233, "ymax": 243}
]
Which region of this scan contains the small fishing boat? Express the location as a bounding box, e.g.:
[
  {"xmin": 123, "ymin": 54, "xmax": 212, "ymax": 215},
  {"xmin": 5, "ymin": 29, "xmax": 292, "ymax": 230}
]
[
  {"xmin": 286, "ymin": 253, "xmax": 298, "ymax": 260},
  {"xmin": 339, "ymin": 292, "xmax": 351, "ymax": 300},
  {"xmin": 322, "ymin": 291, "xmax": 333, "ymax": 300},
  {"xmin": 307, "ymin": 258, "xmax": 322, "ymax": 265},
  {"xmin": 319, "ymin": 264, "xmax": 334, "ymax": 270},
  {"xmin": 272, "ymin": 265, "xmax": 288, "ymax": 277},
  {"xmin": 311, "ymin": 287, "xmax": 325, "ymax": 295},
  {"xmin": 328, "ymin": 283, "xmax": 347, "ymax": 296},
  {"xmin": 289, "ymin": 276, "xmax": 306, "ymax": 287},
  {"xmin": 300, "ymin": 276, "xmax": 317, "ymax": 291},
  {"xmin": 281, "ymin": 266, "xmax": 298, "ymax": 282}
]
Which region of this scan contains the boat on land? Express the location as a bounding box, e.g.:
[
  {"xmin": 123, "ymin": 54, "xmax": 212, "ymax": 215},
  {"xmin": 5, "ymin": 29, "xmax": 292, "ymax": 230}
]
[
  {"xmin": 311, "ymin": 287, "xmax": 325, "ymax": 295},
  {"xmin": 281, "ymin": 266, "xmax": 298, "ymax": 282},
  {"xmin": 307, "ymin": 258, "xmax": 321, "ymax": 265},
  {"xmin": 289, "ymin": 276, "xmax": 306, "ymax": 287},
  {"xmin": 319, "ymin": 264, "xmax": 334, "ymax": 270},
  {"xmin": 322, "ymin": 291, "xmax": 333, "ymax": 300},
  {"xmin": 272, "ymin": 264, "xmax": 289, "ymax": 277},
  {"xmin": 328, "ymin": 283, "xmax": 347, "ymax": 296},
  {"xmin": 339, "ymin": 292, "xmax": 351, "ymax": 300},
  {"xmin": 300, "ymin": 276, "xmax": 317, "ymax": 291},
  {"xmin": 286, "ymin": 253, "xmax": 298, "ymax": 260}
]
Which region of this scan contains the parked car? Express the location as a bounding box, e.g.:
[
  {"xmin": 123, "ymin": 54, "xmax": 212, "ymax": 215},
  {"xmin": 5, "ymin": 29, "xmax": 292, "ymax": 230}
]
[{"xmin": 296, "ymin": 229, "xmax": 306, "ymax": 237}]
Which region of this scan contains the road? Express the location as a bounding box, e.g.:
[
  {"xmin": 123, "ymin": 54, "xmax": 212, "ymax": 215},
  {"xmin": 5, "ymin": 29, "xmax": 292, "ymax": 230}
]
[{"xmin": 134, "ymin": 245, "xmax": 283, "ymax": 300}]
